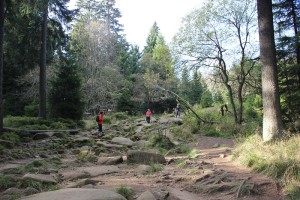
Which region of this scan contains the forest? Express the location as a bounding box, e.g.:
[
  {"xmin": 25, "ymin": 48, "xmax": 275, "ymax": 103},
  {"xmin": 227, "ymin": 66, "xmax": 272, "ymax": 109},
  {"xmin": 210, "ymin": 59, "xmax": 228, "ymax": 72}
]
[{"xmin": 0, "ymin": 0, "xmax": 299, "ymax": 199}]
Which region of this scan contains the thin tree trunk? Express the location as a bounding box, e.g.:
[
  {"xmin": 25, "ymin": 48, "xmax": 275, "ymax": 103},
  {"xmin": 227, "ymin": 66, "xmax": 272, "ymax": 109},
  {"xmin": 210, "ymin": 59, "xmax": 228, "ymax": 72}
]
[
  {"xmin": 257, "ymin": 0, "xmax": 283, "ymax": 141},
  {"xmin": 0, "ymin": 0, "xmax": 5, "ymax": 132},
  {"xmin": 39, "ymin": 3, "xmax": 48, "ymax": 119}
]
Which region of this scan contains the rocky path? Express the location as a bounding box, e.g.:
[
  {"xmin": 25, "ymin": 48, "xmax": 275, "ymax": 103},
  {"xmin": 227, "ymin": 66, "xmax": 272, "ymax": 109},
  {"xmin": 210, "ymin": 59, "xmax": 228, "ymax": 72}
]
[{"xmin": 0, "ymin": 117, "xmax": 284, "ymax": 200}]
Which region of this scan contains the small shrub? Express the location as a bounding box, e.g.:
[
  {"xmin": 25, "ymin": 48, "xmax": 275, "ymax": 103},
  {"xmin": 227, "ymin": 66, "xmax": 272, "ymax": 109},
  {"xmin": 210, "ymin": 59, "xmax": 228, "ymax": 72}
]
[
  {"xmin": 149, "ymin": 164, "xmax": 163, "ymax": 174},
  {"xmin": 116, "ymin": 185, "xmax": 134, "ymax": 199},
  {"xmin": 0, "ymin": 132, "xmax": 20, "ymax": 145},
  {"xmin": 24, "ymin": 104, "xmax": 39, "ymax": 117},
  {"xmin": 20, "ymin": 179, "xmax": 58, "ymax": 191},
  {"xmin": 113, "ymin": 112, "xmax": 128, "ymax": 120},
  {"xmin": 24, "ymin": 160, "xmax": 48, "ymax": 173},
  {"xmin": 149, "ymin": 134, "xmax": 175, "ymax": 151},
  {"xmin": 20, "ymin": 179, "xmax": 43, "ymax": 190},
  {"xmin": 170, "ymin": 126, "xmax": 196, "ymax": 142},
  {"xmin": 0, "ymin": 176, "xmax": 17, "ymax": 190}
]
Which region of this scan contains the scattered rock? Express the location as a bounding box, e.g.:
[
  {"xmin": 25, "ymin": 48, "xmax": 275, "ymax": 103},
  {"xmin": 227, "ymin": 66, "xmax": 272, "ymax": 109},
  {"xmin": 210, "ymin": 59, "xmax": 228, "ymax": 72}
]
[
  {"xmin": 97, "ymin": 156, "xmax": 123, "ymax": 165},
  {"xmin": 80, "ymin": 165, "xmax": 120, "ymax": 177},
  {"xmin": 22, "ymin": 174, "xmax": 57, "ymax": 184},
  {"xmin": 137, "ymin": 190, "xmax": 156, "ymax": 200},
  {"xmin": 23, "ymin": 187, "xmax": 39, "ymax": 196},
  {"xmin": 33, "ymin": 132, "xmax": 54, "ymax": 140},
  {"xmin": 111, "ymin": 137, "xmax": 133, "ymax": 147},
  {"xmin": 20, "ymin": 188, "xmax": 126, "ymax": 200}
]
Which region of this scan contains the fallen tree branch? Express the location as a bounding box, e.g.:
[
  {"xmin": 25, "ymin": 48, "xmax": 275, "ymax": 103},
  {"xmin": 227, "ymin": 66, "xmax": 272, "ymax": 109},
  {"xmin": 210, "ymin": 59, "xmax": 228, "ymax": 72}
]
[{"xmin": 156, "ymin": 86, "xmax": 218, "ymax": 124}]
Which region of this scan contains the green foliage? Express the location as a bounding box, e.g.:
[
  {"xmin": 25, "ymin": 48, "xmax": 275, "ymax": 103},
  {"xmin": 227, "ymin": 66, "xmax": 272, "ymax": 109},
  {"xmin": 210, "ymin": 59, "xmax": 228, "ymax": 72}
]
[
  {"xmin": 3, "ymin": 116, "xmax": 81, "ymax": 130},
  {"xmin": 24, "ymin": 103, "xmax": 39, "ymax": 117},
  {"xmin": 20, "ymin": 179, "xmax": 43, "ymax": 190},
  {"xmin": 0, "ymin": 132, "xmax": 20, "ymax": 145},
  {"xmin": 116, "ymin": 185, "xmax": 134, "ymax": 199},
  {"xmin": 112, "ymin": 112, "xmax": 128, "ymax": 120},
  {"xmin": 189, "ymin": 70, "xmax": 203, "ymax": 105},
  {"xmin": 200, "ymin": 90, "xmax": 213, "ymax": 108},
  {"xmin": 48, "ymin": 56, "xmax": 84, "ymax": 120},
  {"xmin": 0, "ymin": 176, "xmax": 17, "ymax": 191},
  {"xmin": 149, "ymin": 134, "xmax": 175, "ymax": 151},
  {"xmin": 170, "ymin": 125, "xmax": 196, "ymax": 142},
  {"xmin": 167, "ymin": 145, "xmax": 192, "ymax": 155},
  {"xmin": 116, "ymin": 89, "xmax": 134, "ymax": 113},
  {"xmin": 243, "ymin": 95, "xmax": 263, "ymax": 120},
  {"xmin": 24, "ymin": 160, "xmax": 48, "ymax": 173}
]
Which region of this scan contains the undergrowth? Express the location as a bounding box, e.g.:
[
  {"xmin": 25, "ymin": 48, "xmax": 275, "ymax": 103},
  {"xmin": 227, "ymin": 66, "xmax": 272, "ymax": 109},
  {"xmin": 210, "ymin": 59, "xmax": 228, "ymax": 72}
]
[{"xmin": 233, "ymin": 134, "xmax": 300, "ymax": 198}]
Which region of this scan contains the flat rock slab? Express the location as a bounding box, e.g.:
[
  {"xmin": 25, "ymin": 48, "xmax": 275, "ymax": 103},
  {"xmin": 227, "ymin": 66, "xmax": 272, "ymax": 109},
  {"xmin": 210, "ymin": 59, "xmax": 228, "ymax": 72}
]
[
  {"xmin": 0, "ymin": 164, "xmax": 20, "ymax": 173},
  {"xmin": 21, "ymin": 188, "xmax": 126, "ymax": 200},
  {"xmin": 167, "ymin": 187, "xmax": 205, "ymax": 200},
  {"xmin": 80, "ymin": 165, "xmax": 120, "ymax": 177},
  {"xmin": 111, "ymin": 137, "xmax": 133, "ymax": 147},
  {"xmin": 22, "ymin": 174, "xmax": 57, "ymax": 184}
]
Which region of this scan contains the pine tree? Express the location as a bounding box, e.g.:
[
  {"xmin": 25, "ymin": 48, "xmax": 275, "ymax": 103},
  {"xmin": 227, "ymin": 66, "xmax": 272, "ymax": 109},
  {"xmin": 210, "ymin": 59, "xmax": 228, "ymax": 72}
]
[
  {"xmin": 189, "ymin": 70, "xmax": 203, "ymax": 105},
  {"xmin": 48, "ymin": 56, "xmax": 84, "ymax": 120}
]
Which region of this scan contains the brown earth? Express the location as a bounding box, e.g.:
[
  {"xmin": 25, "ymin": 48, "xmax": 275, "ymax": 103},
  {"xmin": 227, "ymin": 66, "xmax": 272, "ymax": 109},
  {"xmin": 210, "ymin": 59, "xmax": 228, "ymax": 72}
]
[
  {"xmin": 89, "ymin": 134, "xmax": 285, "ymax": 200},
  {"xmin": 0, "ymin": 121, "xmax": 286, "ymax": 200}
]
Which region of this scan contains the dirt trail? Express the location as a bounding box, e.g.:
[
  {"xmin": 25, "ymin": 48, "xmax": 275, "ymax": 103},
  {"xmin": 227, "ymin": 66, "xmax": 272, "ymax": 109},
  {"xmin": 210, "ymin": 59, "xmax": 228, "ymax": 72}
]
[
  {"xmin": 90, "ymin": 134, "xmax": 284, "ymax": 200},
  {"xmin": 0, "ymin": 119, "xmax": 285, "ymax": 200}
]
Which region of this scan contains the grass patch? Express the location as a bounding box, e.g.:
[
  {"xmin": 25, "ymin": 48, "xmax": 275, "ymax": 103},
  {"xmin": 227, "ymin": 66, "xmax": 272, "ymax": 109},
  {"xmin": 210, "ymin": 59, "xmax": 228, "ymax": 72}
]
[
  {"xmin": 149, "ymin": 164, "xmax": 164, "ymax": 174},
  {"xmin": 116, "ymin": 185, "xmax": 134, "ymax": 199},
  {"xmin": 0, "ymin": 132, "xmax": 20, "ymax": 146},
  {"xmin": 233, "ymin": 134, "xmax": 300, "ymax": 197},
  {"xmin": 149, "ymin": 134, "xmax": 175, "ymax": 152},
  {"xmin": 170, "ymin": 126, "xmax": 197, "ymax": 142},
  {"xmin": 0, "ymin": 176, "xmax": 18, "ymax": 191},
  {"xmin": 3, "ymin": 116, "xmax": 82, "ymax": 130}
]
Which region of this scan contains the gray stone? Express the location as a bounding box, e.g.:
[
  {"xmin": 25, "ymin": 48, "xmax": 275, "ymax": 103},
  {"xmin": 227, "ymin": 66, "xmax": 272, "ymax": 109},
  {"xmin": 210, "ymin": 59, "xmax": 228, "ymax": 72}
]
[
  {"xmin": 137, "ymin": 164, "xmax": 152, "ymax": 174},
  {"xmin": 97, "ymin": 156, "xmax": 123, "ymax": 165},
  {"xmin": 111, "ymin": 137, "xmax": 133, "ymax": 147},
  {"xmin": 0, "ymin": 164, "xmax": 20, "ymax": 173},
  {"xmin": 33, "ymin": 132, "xmax": 54, "ymax": 140},
  {"xmin": 22, "ymin": 174, "xmax": 57, "ymax": 184},
  {"xmin": 96, "ymin": 141, "xmax": 123, "ymax": 148},
  {"xmin": 3, "ymin": 187, "xmax": 22, "ymax": 195},
  {"xmin": 20, "ymin": 188, "xmax": 126, "ymax": 200},
  {"xmin": 137, "ymin": 191, "xmax": 156, "ymax": 200},
  {"xmin": 59, "ymin": 170, "xmax": 89, "ymax": 181},
  {"xmin": 133, "ymin": 140, "xmax": 150, "ymax": 148},
  {"xmin": 80, "ymin": 165, "xmax": 120, "ymax": 177},
  {"xmin": 167, "ymin": 187, "xmax": 201, "ymax": 200},
  {"xmin": 23, "ymin": 187, "xmax": 39, "ymax": 196}
]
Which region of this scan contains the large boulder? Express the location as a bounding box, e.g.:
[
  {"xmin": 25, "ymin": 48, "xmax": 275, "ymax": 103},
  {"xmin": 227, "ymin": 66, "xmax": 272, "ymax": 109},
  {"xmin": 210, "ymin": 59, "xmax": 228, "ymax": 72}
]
[
  {"xmin": 127, "ymin": 150, "xmax": 166, "ymax": 165},
  {"xmin": 21, "ymin": 188, "xmax": 126, "ymax": 200}
]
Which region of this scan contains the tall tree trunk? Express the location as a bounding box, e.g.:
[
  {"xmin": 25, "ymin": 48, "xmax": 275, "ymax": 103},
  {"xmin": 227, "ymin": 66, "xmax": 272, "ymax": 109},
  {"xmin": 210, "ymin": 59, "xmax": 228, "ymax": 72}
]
[
  {"xmin": 39, "ymin": 3, "xmax": 48, "ymax": 119},
  {"xmin": 290, "ymin": 0, "xmax": 300, "ymax": 85},
  {"xmin": 257, "ymin": 0, "xmax": 283, "ymax": 142},
  {"xmin": 0, "ymin": 0, "xmax": 5, "ymax": 132}
]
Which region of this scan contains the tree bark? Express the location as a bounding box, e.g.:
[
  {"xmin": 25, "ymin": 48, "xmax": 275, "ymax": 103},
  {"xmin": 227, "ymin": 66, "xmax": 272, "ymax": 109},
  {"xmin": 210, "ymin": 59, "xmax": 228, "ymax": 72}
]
[
  {"xmin": 39, "ymin": 3, "xmax": 48, "ymax": 119},
  {"xmin": 0, "ymin": 0, "xmax": 5, "ymax": 132},
  {"xmin": 257, "ymin": 0, "xmax": 283, "ymax": 141}
]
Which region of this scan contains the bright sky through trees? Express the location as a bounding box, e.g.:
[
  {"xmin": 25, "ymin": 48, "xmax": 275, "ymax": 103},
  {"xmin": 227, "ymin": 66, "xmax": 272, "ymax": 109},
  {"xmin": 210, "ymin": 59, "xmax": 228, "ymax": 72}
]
[{"xmin": 68, "ymin": 0, "xmax": 204, "ymax": 49}]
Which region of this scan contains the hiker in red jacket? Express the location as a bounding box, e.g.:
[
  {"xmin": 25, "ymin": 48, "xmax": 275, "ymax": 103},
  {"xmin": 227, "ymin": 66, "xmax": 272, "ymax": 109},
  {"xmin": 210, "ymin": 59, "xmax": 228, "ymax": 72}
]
[
  {"xmin": 96, "ymin": 111, "xmax": 104, "ymax": 137},
  {"xmin": 145, "ymin": 109, "xmax": 152, "ymax": 124}
]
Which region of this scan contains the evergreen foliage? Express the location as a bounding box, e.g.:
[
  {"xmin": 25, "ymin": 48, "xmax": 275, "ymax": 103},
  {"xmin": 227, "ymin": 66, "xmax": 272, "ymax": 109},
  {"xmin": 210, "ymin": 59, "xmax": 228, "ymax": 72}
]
[{"xmin": 48, "ymin": 56, "xmax": 84, "ymax": 120}]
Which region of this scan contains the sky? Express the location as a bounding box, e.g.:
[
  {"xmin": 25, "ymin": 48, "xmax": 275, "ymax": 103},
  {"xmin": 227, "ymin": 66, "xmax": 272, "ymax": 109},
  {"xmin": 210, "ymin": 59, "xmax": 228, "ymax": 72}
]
[{"xmin": 68, "ymin": 0, "xmax": 205, "ymax": 49}]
